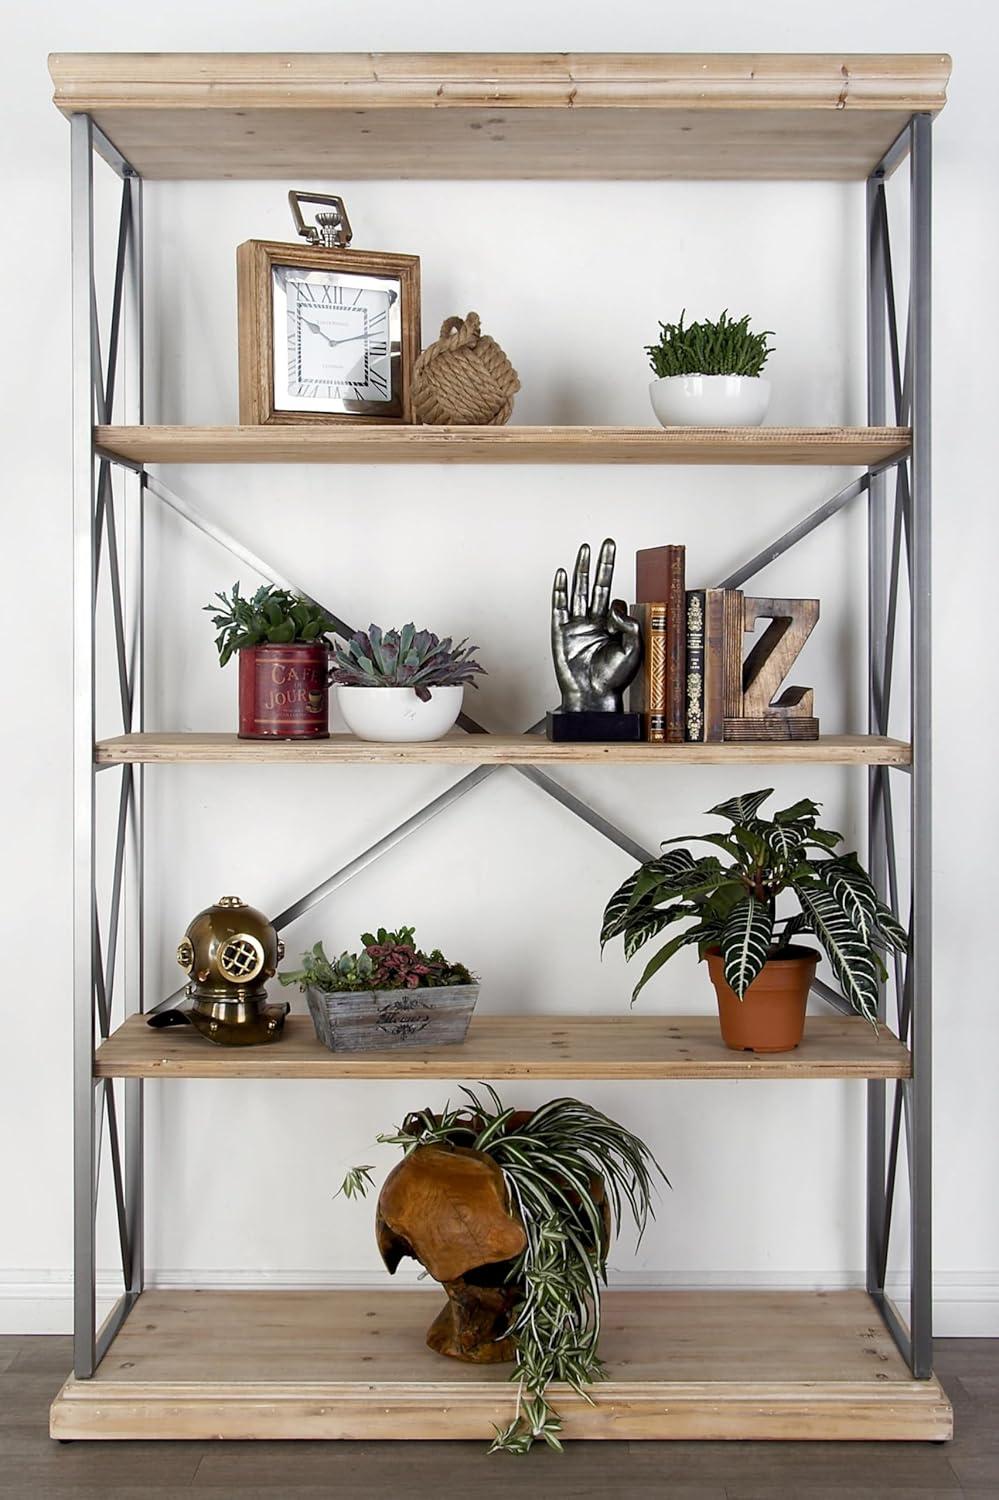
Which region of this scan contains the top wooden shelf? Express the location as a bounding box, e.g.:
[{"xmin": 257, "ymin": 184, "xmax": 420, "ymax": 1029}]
[
  {"xmin": 96, "ymin": 425, "xmax": 911, "ymax": 468},
  {"xmin": 50, "ymin": 53, "xmax": 950, "ymax": 181}
]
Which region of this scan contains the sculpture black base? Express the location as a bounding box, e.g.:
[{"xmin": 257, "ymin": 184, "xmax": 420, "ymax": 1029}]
[{"xmin": 546, "ymin": 710, "xmax": 643, "ymax": 743}]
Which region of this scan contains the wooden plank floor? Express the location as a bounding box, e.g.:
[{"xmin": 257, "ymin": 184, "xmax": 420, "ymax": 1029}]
[{"xmin": 4, "ymin": 1329, "xmax": 989, "ymax": 1496}]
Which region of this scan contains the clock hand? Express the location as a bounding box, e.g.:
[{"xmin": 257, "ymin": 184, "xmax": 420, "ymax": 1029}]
[
  {"xmin": 300, "ymin": 317, "xmax": 339, "ymax": 350},
  {"xmin": 299, "ymin": 319, "xmax": 373, "ymax": 352},
  {"xmin": 325, "ymin": 332, "xmax": 371, "ymax": 349}
]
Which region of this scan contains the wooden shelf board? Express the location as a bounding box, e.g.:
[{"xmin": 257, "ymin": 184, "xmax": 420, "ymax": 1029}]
[
  {"xmin": 49, "ymin": 1288, "xmax": 952, "ymax": 1441},
  {"xmin": 95, "ymin": 731, "xmax": 912, "ymax": 767},
  {"xmin": 95, "ymin": 424, "xmax": 912, "ymax": 466},
  {"xmin": 50, "ymin": 53, "xmax": 950, "ymax": 181},
  {"xmin": 95, "ymin": 1013, "xmax": 910, "ymax": 1081}
]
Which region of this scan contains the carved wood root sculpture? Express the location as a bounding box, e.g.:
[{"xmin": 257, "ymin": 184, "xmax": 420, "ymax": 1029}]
[
  {"xmin": 375, "ymin": 1113, "xmax": 611, "ymax": 1364},
  {"xmin": 377, "ymin": 1143, "xmax": 526, "ymax": 1362}
]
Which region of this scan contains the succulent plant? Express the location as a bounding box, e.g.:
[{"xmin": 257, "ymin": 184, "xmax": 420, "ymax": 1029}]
[
  {"xmin": 205, "ymin": 583, "xmax": 337, "ymax": 667},
  {"xmin": 646, "ymin": 309, "xmax": 775, "ymax": 379},
  {"xmin": 330, "ymin": 623, "xmax": 485, "ymax": 702},
  {"xmin": 280, "ymin": 927, "xmax": 474, "ymax": 994}
]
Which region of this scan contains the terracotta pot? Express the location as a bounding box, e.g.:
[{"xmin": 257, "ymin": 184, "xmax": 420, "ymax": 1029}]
[
  {"xmin": 238, "ymin": 643, "xmax": 330, "ymax": 739},
  {"xmin": 705, "ymin": 946, "xmax": 819, "ymax": 1053}
]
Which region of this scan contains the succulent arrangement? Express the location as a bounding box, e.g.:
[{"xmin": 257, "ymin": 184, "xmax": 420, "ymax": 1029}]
[
  {"xmin": 646, "ymin": 309, "xmax": 775, "ymax": 379},
  {"xmin": 339, "ymin": 1086, "xmax": 665, "ymax": 1455},
  {"xmin": 205, "ymin": 583, "xmax": 337, "ymax": 666},
  {"xmin": 602, "ymin": 788, "xmax": 907, "ymax": 1023},
  {"xmin": 330, "ymin": 623, "xmax": 485, "ymax": 701},
  {"xmin": 280, "ymin": 927, "xmax": 474, "ymax": 994}
]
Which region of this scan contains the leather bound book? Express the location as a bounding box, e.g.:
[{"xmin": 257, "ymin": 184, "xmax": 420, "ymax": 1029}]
[
  {"xmin": 636, "ymin": 545, "xmax": 686, "ymax": 743},
  {"xmin": 685, "ymin": 589, "xmax": 705, "ymax": 742},
  {"xmin": 703, "ymin": 588, "xmax": 726, "ymax": 743},
  {"xmin": 628, "ymin": 602, "xmax": 668, "ymax": 742}
]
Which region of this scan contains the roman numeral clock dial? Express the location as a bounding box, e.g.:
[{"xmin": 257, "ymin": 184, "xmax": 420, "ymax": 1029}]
[
  {"xmin": 236, "ymin": 193, "xmax": 420, "ymax": 425},
  {"xmin": 287, "ymin": 281, "xmax": 393, "ymax": 403}
]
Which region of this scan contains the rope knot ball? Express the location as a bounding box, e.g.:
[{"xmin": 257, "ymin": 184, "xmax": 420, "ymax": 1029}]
[{"xmin": 412, "ymin": 312, "xmax": 520, "ymax": 426}]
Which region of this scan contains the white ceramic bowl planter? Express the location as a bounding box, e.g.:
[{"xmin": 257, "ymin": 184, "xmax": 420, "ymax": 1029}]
[
  {"xmin": 649, "ymin": 374, "xmax": 771, "ymax": 428},
  {"xmin": 336, "ymin": 684, "xmax": 464, "ymax": 742}
]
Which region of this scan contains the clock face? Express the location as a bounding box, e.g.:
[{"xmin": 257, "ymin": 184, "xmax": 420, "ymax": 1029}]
[{"xmin": 271, "ymin": 265, "xmax": 403, "ymax": 417}]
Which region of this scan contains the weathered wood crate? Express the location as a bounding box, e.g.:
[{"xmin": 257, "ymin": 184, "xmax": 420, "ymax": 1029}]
[{"xmin": 306, "ymin": 984, "xmax": 479, "ymax": 1052}]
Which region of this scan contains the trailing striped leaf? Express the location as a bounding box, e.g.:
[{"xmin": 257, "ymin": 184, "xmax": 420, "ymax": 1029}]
[
  {"xmin": 624, "ymin": 903, "xmax": 696, "ymax": 961},
  {"xmin": 874, "ymin": 901, "xmax": 909, "ymax": 953},
  {"xmin": 624, "ymin": 848, "xmax": 699, "ymax": 913},
  {"xmin": 707, "ymin": 789, "xmax": 774, "ymax": 824},
  {"xmin": 720, "ymin": 895, "xmax": 774, "ymax": 997},
  {"xmin": 820, "ymin": 858, "xmax": 879, "ymax": 944},
  {"xmin": 631, "ymin": 924, "xmax": 711, "ymax": 1004},
  {"xmin": 795, "ymin": 882, "xmax": 881, "ymax": 1025},
  {"xmin": 600, "ymin": 871, "xmax": 640, "ymax": 949}
]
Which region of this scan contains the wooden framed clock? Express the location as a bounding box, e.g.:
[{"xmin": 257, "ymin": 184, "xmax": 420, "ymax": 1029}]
[{"xmin": 237, "ymin": 192, "xmax": 421, "ymax": 425}]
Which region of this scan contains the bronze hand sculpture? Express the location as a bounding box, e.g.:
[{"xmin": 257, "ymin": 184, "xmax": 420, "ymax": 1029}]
[{"xmin": 552, "ymin": 539, "xmax": 641, "ymax": 712}]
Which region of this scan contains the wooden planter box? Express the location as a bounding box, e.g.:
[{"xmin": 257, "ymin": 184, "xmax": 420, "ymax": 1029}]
[{"xmin": 306, "ymin": 984, "xmax": 479, "ymax": 1052}]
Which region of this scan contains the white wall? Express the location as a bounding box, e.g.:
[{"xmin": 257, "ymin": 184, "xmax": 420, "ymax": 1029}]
[{"xmin": 2, "ymin": 0, "xmax": 996, "ymax": 1337}]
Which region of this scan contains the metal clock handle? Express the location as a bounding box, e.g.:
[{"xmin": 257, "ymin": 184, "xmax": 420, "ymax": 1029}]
[{"xmin": 288, "ymin": 189, "xmax": 353, "ymax": 249}]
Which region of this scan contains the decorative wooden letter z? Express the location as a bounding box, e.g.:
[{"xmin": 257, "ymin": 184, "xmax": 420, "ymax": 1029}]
[{"xmin": 724, "ymin": 597, "xmax": 820, "ymax": 742}]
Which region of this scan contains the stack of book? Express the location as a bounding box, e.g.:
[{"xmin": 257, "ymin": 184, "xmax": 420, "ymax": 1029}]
[{"xmin": 628, "ymin": 545, "xmax": 745, "ymax": 743}]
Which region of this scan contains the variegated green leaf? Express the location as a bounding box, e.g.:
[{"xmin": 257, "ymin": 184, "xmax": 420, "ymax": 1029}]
[
  {"xmin": 795, "ymin": 882, "xmax": 880, "ymax": 1025},
  {"xmin": 774, "ymin": 797, "xmax": 821, "ymax": 826},
  {"xmin": 631, "ymin": 925, "xmax": 709, "ymax": 1004},
  {"xmin": 600, "ymin": 870, "xmax": 640, "ymax": 949},
  {"xmin": 762, "ymin": 820, "xmax": 807, "ymax": 863},
  {"xmin": 819, "ymin": 859, "xmax": 879, "ymax": 944},
  {"xmin": 775, "ymin": 911, "xmax": 811, "ymax": 948},
  {"xmin": 807, "ymin": 825, "xmax": 844, "ymax": 850},
  {"xmin": 721, "ymin": 895, "xmax": 774, "ymax": 997},
  {"xmin": 623, "ymin": 904, "xmax": 693, "ymax": 961},
  {"xmin": 874, "ymin": 901, "xmax": 909, "ymax": 953},
  {"xmin": 624, "ymin": 848, "xmax": 698, "ymax": 912},
  {"xmin": 706, "ymin": 788, "xmax": 774, "ymax": 825}
]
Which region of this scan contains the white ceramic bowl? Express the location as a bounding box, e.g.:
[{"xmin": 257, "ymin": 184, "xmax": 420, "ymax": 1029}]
[
  {"xmin": 649, "ymin": 374, "xmax": 771, "ymax": 428},
  {"xmin": 335, "ymin": 684, "xmax": 464, "ymax": 742}
]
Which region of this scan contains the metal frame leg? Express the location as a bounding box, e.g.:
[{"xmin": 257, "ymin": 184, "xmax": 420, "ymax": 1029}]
[
  {"xmin": 72, "ymin": 113, "xmax": 145, "ymax": 1378},
  {"xmin": 866, "ymin": 170, "xmax": 889, "ymax": 1306},
  {"xmin": 71, "ymin": 111, "xmax": 97, "ymax": 1383},
  {"xmin": 864, "ymin": 116, "xmax": 933, "ymax": 1379},
  {"xmin": 908, "ymin": 111, "xmax": 933, "ymax": 1380}
]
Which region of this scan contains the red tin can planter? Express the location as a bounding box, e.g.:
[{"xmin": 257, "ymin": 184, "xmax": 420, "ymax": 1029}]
[{"xmin": 238, "ymin": 643, "xmax": 330, "ymax": 739}]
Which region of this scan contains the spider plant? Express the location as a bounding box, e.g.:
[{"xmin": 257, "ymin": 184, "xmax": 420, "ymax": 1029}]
[
  {"xmin": 340, "ymin": 1084, "xmax": 666, "ymax": 1455},
  {"xmin": 601, "ymin": 789, "xmax": 907, "ymax": 1024}
]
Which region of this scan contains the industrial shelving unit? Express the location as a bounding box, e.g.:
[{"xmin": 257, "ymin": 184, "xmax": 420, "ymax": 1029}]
[{"xmin": 50, "ymin": 51, "xmax": 951, "ymax": 1441}]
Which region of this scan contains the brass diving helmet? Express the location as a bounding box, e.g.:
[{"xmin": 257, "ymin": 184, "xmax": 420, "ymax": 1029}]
[{"xmin": 149, "ymin": 896, "xmax": 289, "ymax": 1046}]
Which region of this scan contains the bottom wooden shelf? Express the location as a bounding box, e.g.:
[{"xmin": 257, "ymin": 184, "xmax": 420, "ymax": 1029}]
[{"xmin": 50, "ymin": 1289, "xmax": 951, "ymax": 1442}]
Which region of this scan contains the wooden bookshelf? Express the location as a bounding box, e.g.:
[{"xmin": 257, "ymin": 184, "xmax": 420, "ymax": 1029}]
[
  {"xmin": 94, "ymin": 1013, "xmax": 911, "ymax": 1081},
  {"xmin": 50, "ymin": 53, "xmax": 950, "ymax": 181},
  {"xmin": 49, "ymin": 1289, "xmax": 952, "ymax": 1441},
  {"xmin": 57, "ymin": 50, "xmax": 948, "ymax": 1448},
  {"xmin": 95, "ymin": 731, "xmax": 913, "ymax": 767},
  {"xmin": 95, "ymin": 424, "xmax": 912, "ymax": 467}
]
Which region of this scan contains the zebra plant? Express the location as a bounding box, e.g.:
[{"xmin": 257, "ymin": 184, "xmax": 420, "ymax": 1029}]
[{"xmin": 601, "ymin": 789, "xmax": 907, "ymax": 1025}]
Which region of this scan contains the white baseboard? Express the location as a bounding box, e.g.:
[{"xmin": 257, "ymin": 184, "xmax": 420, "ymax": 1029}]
[{"xmin": 3, "ymin": 1268, "xmax": 997, "ymax": 1337}]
